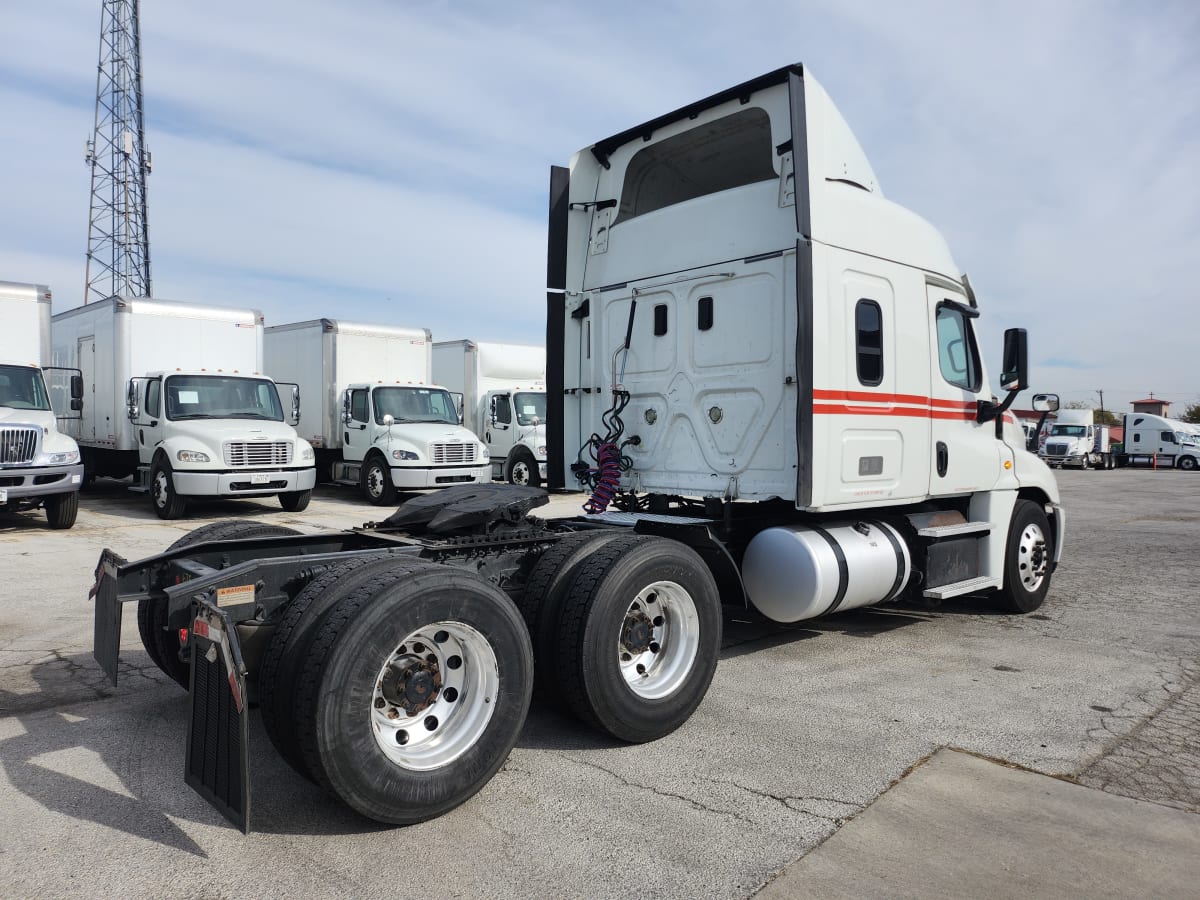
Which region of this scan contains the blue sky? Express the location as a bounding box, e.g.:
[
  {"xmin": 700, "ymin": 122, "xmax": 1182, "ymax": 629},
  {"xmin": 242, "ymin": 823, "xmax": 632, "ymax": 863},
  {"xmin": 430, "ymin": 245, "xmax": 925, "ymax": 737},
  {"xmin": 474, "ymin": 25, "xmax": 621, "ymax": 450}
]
[{"xmin": 1, "ymin": 0, "xmax": 1197, "ymax": 415}]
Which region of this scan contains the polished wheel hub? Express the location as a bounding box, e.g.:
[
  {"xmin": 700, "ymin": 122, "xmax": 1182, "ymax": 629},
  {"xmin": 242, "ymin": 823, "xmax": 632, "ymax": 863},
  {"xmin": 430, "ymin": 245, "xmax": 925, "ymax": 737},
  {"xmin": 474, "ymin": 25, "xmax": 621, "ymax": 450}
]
[
  {"xmin": 1017, "ymin": 523, "xmax": 1048, "ymax": 592},
  {"xmin": 617, "ymin": 581, "xmax": 700, "ymax": 701}
]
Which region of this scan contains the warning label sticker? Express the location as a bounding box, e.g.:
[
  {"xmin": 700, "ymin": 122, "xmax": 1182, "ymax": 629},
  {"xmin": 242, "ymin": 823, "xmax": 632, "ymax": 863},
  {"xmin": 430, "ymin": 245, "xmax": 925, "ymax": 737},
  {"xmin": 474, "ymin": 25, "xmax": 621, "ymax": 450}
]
[{"xmin": 216, "ymin": 584, "xmax": 256, "ymax": 608}]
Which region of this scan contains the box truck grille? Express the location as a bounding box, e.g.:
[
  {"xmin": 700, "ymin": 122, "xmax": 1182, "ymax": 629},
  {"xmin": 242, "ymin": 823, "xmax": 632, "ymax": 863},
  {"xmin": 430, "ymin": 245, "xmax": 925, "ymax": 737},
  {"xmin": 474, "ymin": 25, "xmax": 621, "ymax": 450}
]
[
  {"xmin": 430, "ymin": 442, "xmax": 476, "ymax": 465},
  {"xmin": 0, "ymin": 427, "xmax": 38, "ymax": 465},
  {"xmin": 223, "ymin": 441, "xmax": 292, "ymax": 466}
]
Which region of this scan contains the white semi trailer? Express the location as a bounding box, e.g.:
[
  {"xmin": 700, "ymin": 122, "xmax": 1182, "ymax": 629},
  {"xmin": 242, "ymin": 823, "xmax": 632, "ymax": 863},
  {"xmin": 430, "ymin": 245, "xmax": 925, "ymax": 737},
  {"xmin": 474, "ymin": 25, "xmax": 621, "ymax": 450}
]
[
  {"xmin": 90, "ymin": 64, "xmax": 1065, "ymax": 833},
  {"xmin": 433, "ymin": 340, "xmax": 547, "ymax": 486},
  {"xmin": 0, "ymin": 281, "xmax": 84, "ymax": 528},
  {"xmin": 53, "ymin": 297, "xmax": 316, "ymax": 518},
  {"xmin": 264, "ymin": 319, "xmax": 490, "ymax": 505}
]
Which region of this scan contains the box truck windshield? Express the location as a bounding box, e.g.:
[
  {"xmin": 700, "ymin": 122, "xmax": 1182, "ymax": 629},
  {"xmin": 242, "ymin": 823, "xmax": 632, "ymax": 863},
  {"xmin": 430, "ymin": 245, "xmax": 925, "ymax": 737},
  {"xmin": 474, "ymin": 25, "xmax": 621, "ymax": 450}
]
[
  {"xmin": 513, "ymin": 391, "xmax": 546, "ymax": 426},
  {"xmin": 371, "ymin": 386, "xmax": 457, "ymax": 425},
  {"xmin": 0, "ymin": 365, "xmax": 52, "ymax": 411},
  {"xmin": 164, "ymin": 375, "xmax": 283, "ymax": 421}
]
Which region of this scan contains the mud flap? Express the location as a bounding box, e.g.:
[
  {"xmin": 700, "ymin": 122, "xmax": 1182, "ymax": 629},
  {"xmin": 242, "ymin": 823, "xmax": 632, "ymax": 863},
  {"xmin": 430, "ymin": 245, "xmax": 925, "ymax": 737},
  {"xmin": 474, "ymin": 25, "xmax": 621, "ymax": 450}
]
[
  {"xmin": 89, "ymin": 549, "xmax": 128, "ymax": 686},
  {"xmin": 185, "ymin": 600, "xmax": 252, "ymax": 834}
]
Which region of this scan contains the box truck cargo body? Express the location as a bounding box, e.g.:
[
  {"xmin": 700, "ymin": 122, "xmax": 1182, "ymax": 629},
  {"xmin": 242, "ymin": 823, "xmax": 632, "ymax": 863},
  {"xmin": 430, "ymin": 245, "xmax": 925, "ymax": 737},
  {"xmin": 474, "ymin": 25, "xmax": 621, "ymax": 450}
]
[
  {"xmin": 0, "ymin": 280, "xmax": 84, "ymax": 528},
  {"xmin": 433, "ymin": 340, "xmax": 547, "ymax": 485},
  {"xmin": 264, "ymin": 319, "xmax": 489, "ymax": 504},
  {"xmin": 52, "ymin": 297, "xmax": 315, "ymax": 517}
]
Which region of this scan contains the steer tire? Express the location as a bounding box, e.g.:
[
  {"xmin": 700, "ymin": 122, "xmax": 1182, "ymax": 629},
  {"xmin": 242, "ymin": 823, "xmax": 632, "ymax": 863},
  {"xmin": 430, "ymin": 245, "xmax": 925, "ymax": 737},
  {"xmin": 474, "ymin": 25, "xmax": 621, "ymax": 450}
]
[
  {"xmin": 279, "ymin": 489, "xmax": 312, "ymax": 512},
  {"xmin": 505, "ymin": 450, "xmax": 541, "ymax": 487},
  {"xmin": 151, "ymin": 459, "xmax": 188, "ymax": 520},
  {"xmin": 259, "ymin": 553, "xmax": 420, "ymax": 779},
  {"xmin": 44, "ymin": 491, "xmax": 79, "ymax": 529},
  {"xmin": 995, "ymin": 500, "xmax": 1054, "ymax": 614},
  {"xmin": 136, "ymin": 520, "xmax": 301, "ymax": 688},
  {"xmin": 360, "ymin": 453, "xmax": 396, "ymax": 506},
  {"xmin": 518, "ymin": 530, "xmax": 623, "ymax": 700},
  {"xmin": 1180, "ymin": 455, "xmax": 1198, "ymax": 472},
  {"xmin": 554, "ymin": 534, "xmax": 722, "ymax": 743},
  {"xmin": 289, "ymin": 565, "xmax": 533, "ymax": 824}
]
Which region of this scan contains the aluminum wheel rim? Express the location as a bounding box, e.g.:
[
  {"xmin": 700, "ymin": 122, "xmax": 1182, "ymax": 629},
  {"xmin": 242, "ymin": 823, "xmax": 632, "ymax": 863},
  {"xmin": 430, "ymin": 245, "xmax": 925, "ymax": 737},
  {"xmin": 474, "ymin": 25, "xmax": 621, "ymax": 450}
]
[
  {"xmin": 370, "ymin": 621, "xmax": 498, "ymax": 771},
  {"xmin": 366, "ymin": 464, "xmax": 386, "ymax": 498},
  {"xmin": 152, "ymin": 470, "xmax": 169, "ymax": 507},
  {"xmin": 617, "ymin": 580, "xmax": 700, "ymax": 700},
  {"xmin": 510, "ymin": 461, "xmax": 530, "ymax": 485},
  {"xmin": 1017, "ymin": 522, "xmax": 1048, "ymax": 593}
]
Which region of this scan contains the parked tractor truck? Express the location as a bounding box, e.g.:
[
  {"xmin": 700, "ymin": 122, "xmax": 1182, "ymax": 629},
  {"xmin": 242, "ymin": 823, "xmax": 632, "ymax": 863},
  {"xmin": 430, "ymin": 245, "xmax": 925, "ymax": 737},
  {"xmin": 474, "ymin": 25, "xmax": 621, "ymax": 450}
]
[
  {"xmin": 433, "ymin": 340, "xmax": 547, "ymax": 486},
  {"xmin": 1039, "ymin": 408, "xmax": 1113, "ymax": 469},
  {"xmin": 89, "ymin": 65, "xmax": 1064, "ymax": 833},
  {"xmin": 0, "ymin": 281, "xmax": 85, "ymax": 528}
]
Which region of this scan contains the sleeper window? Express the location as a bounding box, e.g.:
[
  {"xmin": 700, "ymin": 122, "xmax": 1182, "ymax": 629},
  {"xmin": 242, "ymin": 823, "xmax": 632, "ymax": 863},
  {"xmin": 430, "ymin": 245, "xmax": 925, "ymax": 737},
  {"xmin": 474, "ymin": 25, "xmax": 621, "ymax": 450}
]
[{"xmin": 855, "ymin": 300, "xmax": 883, "ymax": 386}]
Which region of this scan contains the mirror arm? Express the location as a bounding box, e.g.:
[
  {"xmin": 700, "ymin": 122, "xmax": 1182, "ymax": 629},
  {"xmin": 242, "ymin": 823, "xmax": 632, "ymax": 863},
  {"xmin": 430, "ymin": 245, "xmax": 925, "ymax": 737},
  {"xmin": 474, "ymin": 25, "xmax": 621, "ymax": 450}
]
[{"xmin": 977, "ymin": 388, "xmax": 1019, "ymax": 426}]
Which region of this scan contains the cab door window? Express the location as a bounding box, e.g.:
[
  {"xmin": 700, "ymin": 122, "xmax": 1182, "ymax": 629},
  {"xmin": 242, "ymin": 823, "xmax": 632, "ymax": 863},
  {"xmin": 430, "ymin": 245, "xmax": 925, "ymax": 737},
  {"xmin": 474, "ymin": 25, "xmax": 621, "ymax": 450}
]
[
  {"xmin": 935, "ymin": 304, "xmax": 981, "ymax": 392},
  {"xmin": 350, "ymin": 389, "xmax": 369, "ymax": 422},
  {"xmin": 492, "ymin": 394, "xmax": 512, "ymax": 425},
  {"xmin": 145, "ymin": 379, "xmax": 161, "ymax": 418}
]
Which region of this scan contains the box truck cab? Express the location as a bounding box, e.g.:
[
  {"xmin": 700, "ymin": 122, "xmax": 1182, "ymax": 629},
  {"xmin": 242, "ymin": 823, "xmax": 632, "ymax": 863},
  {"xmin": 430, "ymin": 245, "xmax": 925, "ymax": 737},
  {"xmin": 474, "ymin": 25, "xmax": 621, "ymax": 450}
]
[
  {"xmin": 264, "ymin": 320, "xmax": 490, "ymax": 505},
  {"xmin": 1121, "ymin": 413, "xmax": 1200, "ymax": 469},
  {"xmin": 433, "ymin": 340, "xmax": 548, "ymax": 486},
  {"xmin": 1039, "ymin": 408, "xmax": 1112, "ymax": 469},
  {"xmin": 52, "ymin": 297, "xmax": 316, "ymax": 519},
  {"xmin": 0, "ymin": 281, "xmax": 85, "ymax": 529}
]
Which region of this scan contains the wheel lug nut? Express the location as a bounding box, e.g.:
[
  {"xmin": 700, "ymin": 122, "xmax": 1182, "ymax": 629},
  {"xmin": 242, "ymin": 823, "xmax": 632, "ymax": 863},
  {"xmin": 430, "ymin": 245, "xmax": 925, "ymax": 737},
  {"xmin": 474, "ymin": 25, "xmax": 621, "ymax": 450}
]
[
  {"xmin": 413, "ymin": 642, "xmax": 426, "ymax": 653},
  {"xmin": 426, "ymin": 654, "xmax": 438, "ymax": 665},
  {"xmin": 396, "ymin": 730, "xmax": 409, "ymax": 745},
  {"xmin": 653, "ymin": 616, "xmax": 664, "ymax": 627},
  {"xmin": 621, "ymin": 652, "xmax": 632, "ymax": 662},
  {"xmin": 447, "ymin": 655, "xmax": 462, "ymax": 670},
  {"xmin": 636, "ymin": 664, "xmax": 647, "ymax": 675},
  {"xmin": 649, "ymin": 642, "xmax": 660, "ymax": 654},
  {"xmin": 434, "ymin": 630, "xmax": 449, "ymax": 644},
  {"xmin": 424, "ymin": 716, "xmax": 439, "ymax": 731},
  {"xmin": 373, "ymin": 697, "xmax": 385, "ymax": 709},
  {"xmin": 443, "ymin": 687, "xmax": 458, "ymax": 703}
]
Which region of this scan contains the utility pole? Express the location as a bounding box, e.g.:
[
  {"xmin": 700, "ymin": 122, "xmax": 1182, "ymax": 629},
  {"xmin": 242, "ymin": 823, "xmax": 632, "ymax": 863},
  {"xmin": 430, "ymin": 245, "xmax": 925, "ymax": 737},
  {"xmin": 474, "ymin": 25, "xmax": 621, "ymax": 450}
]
[
  {"xmin": 1096, "ymin": 389, "xmax": 1106, "ymax": 422},
  {"xmin": 83, "ymin": 0, "xmax": 152, "ymax": 304}
]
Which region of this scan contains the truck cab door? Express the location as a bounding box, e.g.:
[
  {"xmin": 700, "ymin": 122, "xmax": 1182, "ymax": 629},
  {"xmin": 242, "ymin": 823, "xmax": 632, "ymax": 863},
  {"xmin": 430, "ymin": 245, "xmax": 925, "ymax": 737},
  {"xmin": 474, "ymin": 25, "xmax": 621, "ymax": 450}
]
[
  {"xmin": 342, "ymin": 388, "xmax": 370, "ymax": 461},
  {"xmin": 927, "ymin": 288, "xmax": 1001, "ymax": 497},
  {"xmin": 129, "ymin": 377, "xmax": 163, "ymax": 464},
  {"xmin": 485, "ymin": 392, "xmax": 513, "ymax": 456}
]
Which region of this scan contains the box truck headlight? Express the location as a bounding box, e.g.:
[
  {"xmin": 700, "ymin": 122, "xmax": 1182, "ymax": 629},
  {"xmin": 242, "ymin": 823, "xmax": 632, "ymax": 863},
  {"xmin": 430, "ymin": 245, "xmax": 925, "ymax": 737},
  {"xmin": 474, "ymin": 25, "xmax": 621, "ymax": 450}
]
[
  {"xmin": 392, "ymin": 450, "xmax": 419, "ymax": 461},
  {"xmin": 39, "ymin": 450, "xmax": 80, "ymax": 465},
  {"xmin": 480, "ymin": 448, "xmax": 489, "ymax": 461},
  {"xmin": 176, "ymin": 449, "xmax": 210, "ymax": 463},
  {"xmin": 537, "ymin": 446, "xmax": 547, "ymax": 458},
  {"xmin": 300, "ymin": 445, "xmax": 314, "ymax": 461}
]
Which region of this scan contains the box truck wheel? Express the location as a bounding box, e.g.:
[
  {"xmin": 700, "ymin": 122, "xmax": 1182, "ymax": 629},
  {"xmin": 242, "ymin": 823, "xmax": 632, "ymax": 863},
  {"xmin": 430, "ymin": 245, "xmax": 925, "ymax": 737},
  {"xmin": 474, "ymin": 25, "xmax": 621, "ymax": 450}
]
[
  {"xmin": 995, "ymin": 500, "xmax": 1054, "ymax": 614},
  {"xmin": 136, "ymin": 520, "xmax": 301, "ymax": 688},
  {"xmin": 289, "ymin": 564, "xmax": 533, "ymax": 824},
  {"xmin": 360, "ymin": 453, "xmax": 396, "ymax": 506},
  {"xmin": 279, "ymin": 489, "xmax": 312, "ymax": 512},
  {"xmin": 554, "ymin": 534, "xmax": 722, "ymax": 743},
  {"xmin": 518, "ymin": 530, "xmax": 623, "ymax": 699},
  {"xmin": 150, "ymin": 458, "xmax": 188, "ymax": 520},
  {"xmin": 44, "ymin": 491, "xmax": 79, "ymax": 530},
  {"xmin": 505, "ymin": 450, "xmax": 541, "ymax": 487},
  {"xmin": 259, "ymin": 553, "xmax": 421, "ymax": 778}
]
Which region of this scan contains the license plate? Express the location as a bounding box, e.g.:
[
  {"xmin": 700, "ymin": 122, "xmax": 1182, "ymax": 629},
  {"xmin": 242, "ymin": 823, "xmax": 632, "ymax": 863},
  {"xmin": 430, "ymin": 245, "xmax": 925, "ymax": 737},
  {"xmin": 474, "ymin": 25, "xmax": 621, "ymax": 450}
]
[
  {"xmin": 250, "ymin": 473, "xmax": 270, "ymax": 485},
  {"xmin": 0, "ymin": 488, "xmax": 7, "ymax": 502}
]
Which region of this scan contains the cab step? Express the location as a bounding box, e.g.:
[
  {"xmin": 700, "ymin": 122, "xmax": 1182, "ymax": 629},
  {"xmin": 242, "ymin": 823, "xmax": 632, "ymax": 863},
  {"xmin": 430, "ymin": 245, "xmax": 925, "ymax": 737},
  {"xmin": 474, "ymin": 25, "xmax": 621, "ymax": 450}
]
[
  {"xmin": 923, "ymin": 576, "xmax": 1000, "ymax": 599},
  {"xmin": 917, "ymin": 521, "xmax": 992, "ymax": 539}
]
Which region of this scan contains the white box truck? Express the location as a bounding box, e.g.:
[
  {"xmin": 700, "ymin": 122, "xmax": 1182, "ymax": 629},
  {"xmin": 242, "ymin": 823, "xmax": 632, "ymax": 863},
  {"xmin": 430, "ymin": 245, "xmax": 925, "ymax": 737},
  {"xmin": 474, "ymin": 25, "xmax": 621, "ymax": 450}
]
[
  {"xmin": 90, "ymin": 64, "xmax": 1067, "ymax": 833},
  {"xmin": 1119, "ymin": 412, "xmax": 1200, "ymax": 469},
  {"xmin": 0, "ymin": 280, "xmax": 85, "ymax": 528},
  {"xmin": 264, "ymin": 319, "xmax": 490, "ymax": 505},
  {"xmin": 52, "ymin": 297, "xmax": 316, "ymax": 518},
  {"xmin": 1039, "ymin": 408, "xmax": 1113, "ymax": 469},
  {"xmin": 433, "ymin": 340, "xmax": 548, "ymax": 485}
]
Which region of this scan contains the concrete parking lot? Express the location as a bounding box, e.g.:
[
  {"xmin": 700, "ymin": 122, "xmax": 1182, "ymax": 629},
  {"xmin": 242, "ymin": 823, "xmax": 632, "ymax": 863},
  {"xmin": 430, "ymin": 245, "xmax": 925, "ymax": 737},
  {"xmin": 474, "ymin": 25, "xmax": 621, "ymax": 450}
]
[{"xmin": 1, "ymin": 470, "xmax": 1198, "ymax": 897}]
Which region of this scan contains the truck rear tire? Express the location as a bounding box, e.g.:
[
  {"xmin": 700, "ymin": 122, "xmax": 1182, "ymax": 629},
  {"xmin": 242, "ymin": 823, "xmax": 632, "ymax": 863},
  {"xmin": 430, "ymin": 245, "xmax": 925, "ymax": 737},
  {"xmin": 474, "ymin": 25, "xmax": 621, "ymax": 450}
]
[
  {"xmin": 290, "ymin": 564, "xmax": 533, "ymax": 824},
  {"xmin": 44, "ymin": 491, "xmax": 79, "ymax": 529},
  {"xmin": 259, "ymin": 554, "xmax": 423, "ymax": 778},
  {"xmin": 151, "ymin": 460, "xmax": 188, "ymax": 520},
  {"xmin": 518, "ymin": 530, "xmax": 623, "ymax": 699},
  {"xmin": 505, "ymin": 450, "xmax": 541, "ymax": 487},
  {"xmin": 554, "ymin": 534, "xmax": 722, "ymax": 743},
  {"xmin": 360, "ymin": 454, "xmax": 396, "ymax": 506},
  {"xmin": 137, "ymin": 520, "xmax": 301, "ymax": 688},
  {"xmin": 995, "ymin": 500, "xmax": 1053, "ymax": 614},
  {"xmin": 279, "ymin": 489, "xmax": 312, "ymax": 512}
]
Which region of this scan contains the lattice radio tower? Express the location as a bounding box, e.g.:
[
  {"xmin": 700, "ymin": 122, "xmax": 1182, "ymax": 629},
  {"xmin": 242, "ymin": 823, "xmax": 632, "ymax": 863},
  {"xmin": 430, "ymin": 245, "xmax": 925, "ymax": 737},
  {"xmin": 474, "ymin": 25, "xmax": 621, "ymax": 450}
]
[{"xmin": 83, "ymin": 0, "xmax": 152, "ymax": 303}]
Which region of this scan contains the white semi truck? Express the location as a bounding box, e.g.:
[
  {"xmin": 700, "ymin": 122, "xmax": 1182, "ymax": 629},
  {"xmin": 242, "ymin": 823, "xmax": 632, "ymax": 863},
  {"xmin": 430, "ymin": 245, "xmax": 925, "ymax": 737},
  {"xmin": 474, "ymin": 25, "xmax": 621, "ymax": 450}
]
[
  {"xmin": 264, "ymin": 319, "xmax": 490, "ymax": 505},
  {"xmin": 433, "ymin": 340, "xmax": 547, "ymax": 486},
  {"xmin": 0, "ymin": 281, "xmax": 85, "ymax": 528},
  {"xmin": 89, "ymin": 64, "xmax": 1064, "ymax": 833},
  {"xmin": 52, "ymin": 297, "xmax": 316, "ymax": 519},
  {"xmin": 1119, "ymin": 412, "xmax": 1200, "ymax": 469},
  {"xmin": 1039, "ymin": 408, "xmax": 1113, "ymax": 469}
]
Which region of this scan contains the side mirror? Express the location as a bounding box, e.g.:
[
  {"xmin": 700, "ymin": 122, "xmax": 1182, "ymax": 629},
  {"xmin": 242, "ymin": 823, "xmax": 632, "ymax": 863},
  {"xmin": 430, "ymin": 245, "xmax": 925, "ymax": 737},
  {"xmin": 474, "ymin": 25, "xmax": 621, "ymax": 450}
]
[
  {"xmin": 382, "ymin": 414, "xmax": 395, "ymax": 427},
  {"xmin": 1000, "ymin": 328, "xmax": 1028, "ymax": 393},
  {"xmin": 71, "ymin": 397, "xmax": 83, "ymax": 412},
  {"xmin": 290, "ymin": 385, "xmax": 301, "ymax": 426},
  {"xmin": 1031, "ymin": 393, "xmax": 1060, "ymax": 413},
  {"xmin": 70, "ymin": 373, "xmax": 84, "ymax": 400},
  {"xmin": 489, "ymin": 396, "xmax": 497, "ymax": 424},
  {"xmin": 341, "ymin": 390, "xmax": 353, "ymax": 425},
  {"xmin": 126, "ymin": 379, "xmax": 139, "ymax": 421}
]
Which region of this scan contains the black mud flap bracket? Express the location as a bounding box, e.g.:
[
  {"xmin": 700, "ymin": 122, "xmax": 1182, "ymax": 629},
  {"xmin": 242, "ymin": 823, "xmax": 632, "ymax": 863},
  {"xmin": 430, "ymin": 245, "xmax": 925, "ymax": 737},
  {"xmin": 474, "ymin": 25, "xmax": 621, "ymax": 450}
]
[{"xmin": 185, "ymin": 598, "xmax": 252, "ymax": 834}]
